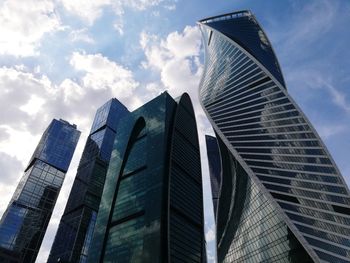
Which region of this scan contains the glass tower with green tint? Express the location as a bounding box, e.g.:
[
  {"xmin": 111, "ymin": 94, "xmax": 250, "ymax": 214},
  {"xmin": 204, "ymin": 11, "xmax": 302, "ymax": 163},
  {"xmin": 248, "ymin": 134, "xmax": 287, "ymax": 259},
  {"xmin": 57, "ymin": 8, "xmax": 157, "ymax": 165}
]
[
  {"xmin": 199, "ymin": 10, "xmax": 350, "ymax": 263},
  {"xmin": 48, "ymin": 99, "xmax": 129, "ymax": 263},
  {"xmin": 0, "ymin": 119, "xmax": 80, "ymax": 263},
  {"xmin": 88, "ymin": 92, "xmax": 205, "ymax": 263}
]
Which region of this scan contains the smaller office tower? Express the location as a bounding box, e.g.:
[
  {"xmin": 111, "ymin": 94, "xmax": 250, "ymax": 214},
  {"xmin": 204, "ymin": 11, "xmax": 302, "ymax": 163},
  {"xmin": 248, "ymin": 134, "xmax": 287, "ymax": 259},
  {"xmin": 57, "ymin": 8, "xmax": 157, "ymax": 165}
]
[
  {"xmin": 205, "ymin": 135, "xmax": 222, "ymax": 220},
  {"xmin": 88, "ymin": 92, "xmax": 205, "ymax": 263},
  {"xmin": 0, "ymin": 119, "xmax": 80, "ymax": 263},
  {"xmin": 48, "ymin": 99, "xmax": 129, "ymax": 263}
]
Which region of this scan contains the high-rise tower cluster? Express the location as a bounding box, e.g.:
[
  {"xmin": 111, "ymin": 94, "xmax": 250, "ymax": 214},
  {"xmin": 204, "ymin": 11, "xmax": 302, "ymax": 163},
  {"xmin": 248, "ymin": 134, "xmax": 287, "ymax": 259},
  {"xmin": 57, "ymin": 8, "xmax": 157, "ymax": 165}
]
[
  {"xmin": 0, "ymin": 92, "xmax": 206, "ymax": 263},
  {"xmin": 0, "ymin": 9, "xmax": 349, "ymax": 263}
]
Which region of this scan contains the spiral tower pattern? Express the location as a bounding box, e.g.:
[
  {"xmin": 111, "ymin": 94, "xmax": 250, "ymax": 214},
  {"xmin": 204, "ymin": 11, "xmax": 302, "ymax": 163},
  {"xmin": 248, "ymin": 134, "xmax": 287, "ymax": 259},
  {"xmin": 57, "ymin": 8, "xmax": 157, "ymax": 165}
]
[{"xmin": 199, "ymin": 10, "xmax": 350, "ymax": 263}]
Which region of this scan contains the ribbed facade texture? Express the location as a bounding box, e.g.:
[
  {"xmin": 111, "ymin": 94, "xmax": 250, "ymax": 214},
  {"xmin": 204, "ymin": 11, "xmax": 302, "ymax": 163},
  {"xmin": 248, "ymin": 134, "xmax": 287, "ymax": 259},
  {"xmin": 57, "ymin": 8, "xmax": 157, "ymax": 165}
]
[
  {"xmin": 198, "ymin": 11, "xmax": 350, "ymax": 263},
  {"xmin": 87, "ymin": 92, "xmax": 205, "ymax": 263},
  {"xmin": 0, "ymin": 119, "xmax": 80, "ymax": 263},
  {"xmin": 48, "ymin": 99, "xmax": 129, "ymax": 263}
]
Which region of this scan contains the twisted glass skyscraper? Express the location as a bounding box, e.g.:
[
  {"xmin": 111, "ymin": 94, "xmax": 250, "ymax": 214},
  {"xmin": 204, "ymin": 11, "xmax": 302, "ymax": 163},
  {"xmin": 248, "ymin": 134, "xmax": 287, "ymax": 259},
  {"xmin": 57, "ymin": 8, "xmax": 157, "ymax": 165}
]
[
  {"xmin": 199, "ymin": 11, "xmax": 350, "ymax": 263},
  {"xmin": 48, "ymin": 99, "xmax": 129, "ymax": 263},
  {"xmin": 0, "ymin": 119, "xmax": 80, "ymax": 263}
]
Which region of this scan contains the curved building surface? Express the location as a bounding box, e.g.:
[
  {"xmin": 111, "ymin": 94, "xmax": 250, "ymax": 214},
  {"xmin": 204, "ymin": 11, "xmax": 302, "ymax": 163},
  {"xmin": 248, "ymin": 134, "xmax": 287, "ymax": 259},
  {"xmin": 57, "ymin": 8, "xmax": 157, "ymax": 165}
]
[
  {"xmin": 88, "ymin": 92, "xmax": 205, "ymax": 263},
  {"xmin": 198, "ymin": 10, "xmax": 350, "ymax": 263}
]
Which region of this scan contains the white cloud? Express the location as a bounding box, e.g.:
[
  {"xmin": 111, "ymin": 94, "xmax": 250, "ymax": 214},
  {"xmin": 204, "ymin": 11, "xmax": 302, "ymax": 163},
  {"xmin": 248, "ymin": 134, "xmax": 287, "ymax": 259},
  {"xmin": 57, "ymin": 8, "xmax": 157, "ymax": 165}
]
[
  {"xmin": 59, "ymin": 79, "xmax": 86, "ymax": 104},
  {"xmin": 161, "ymin": 57, "xmax": 201, "ymax": 95},
  {"xmin": 0, "ymin": 0, "xmax": 61, "ymax": 56},
  {"xmin": 140, "ymin": 25, "xmax": 202, "ymax": 110},
  {"xmin": 140, "ymin": 26, "xmax": 201, "ymax": 69},
  {"xmin": 0, "ymin": 153, "xmax": 23, "ymax": 184},
  {"xmin": 317, "ymin": 124, "xmax": 347, "ymax": 140},
  {"xmin": 70, "ymin": 52, "xmax": 139, "ymax": 98},
  {"xmin": 126, "ymin": 0, "xmax": 163, "ymax": 11},
  {"xmin": 164, "ymin": 4, "xmax": 176, "ymax": 10},
  {"xmin": 59, "ymin": 0, "xmax": 167, "ymax": 25},
  {"xmin": 60, "ymin": 0, "xmax": 114, "ymax": 25},
  {"xmin": 326, "ymin": 84, "xmax": 350, "ymax": 114},
  {"xmin": 165, "ymin": 26, "xmax": 202, "ymax": 58},
  {"xmin": 113, "ymin": 19, "xmax": 124, "ymax": 35},
  {"xmin": 206, "ymin": 224, "xmax": 216, "ymax": 242},
  {"xmin": 20, "ymin": 95, "xmax": 46, "ymax": 116},
  {"xmin": 140, "ymin": 32, "xmax": 170, "ymax": 69},
  {"xmin": 69, "ymin": 28, "xmax": 95, "ymax": 44},
  {"xmin": 0, "ymin": 67, "xmax": 53, "ymax": 131},
  {"xmin": 288, "ymin": 69, "xmax": 350, "ymax": 115},
  {"xmin": 145, "ymin": 82, "xmax": 164, "ymax": 97}
]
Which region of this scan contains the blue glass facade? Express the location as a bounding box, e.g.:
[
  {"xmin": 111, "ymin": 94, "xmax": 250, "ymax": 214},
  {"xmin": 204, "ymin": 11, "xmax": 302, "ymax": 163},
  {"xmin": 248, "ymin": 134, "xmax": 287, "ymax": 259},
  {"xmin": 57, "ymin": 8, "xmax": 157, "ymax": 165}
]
[
  {"xmin": 199, "ymin": 11, "xmax": 350, "ymax": 263},
  {"xmin": 48, "ymin": 99, "xmax": 129, "ymax": 263},
  {"xmin": 88, "ymin": 92, "xmax": 205, "ymax": 263},
  {"xmin": 27, "ymin": 119, "xmax": 80, "ymax": 172},
  {"xmin": 0, "ymin": 119, "xmax": 80, "ymax": 263}
]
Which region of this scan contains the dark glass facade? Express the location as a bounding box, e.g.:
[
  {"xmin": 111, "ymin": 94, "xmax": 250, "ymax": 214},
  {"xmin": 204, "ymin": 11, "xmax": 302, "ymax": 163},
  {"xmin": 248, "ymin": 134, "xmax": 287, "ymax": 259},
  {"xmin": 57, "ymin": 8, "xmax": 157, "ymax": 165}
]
[
  {"xmin": 0, "ymin": 119, "xmax": 80, "ymax": 263},
  {"xmin": 205, "ymin": 135, "xmax": 222, "ymax": 220},
  {"xmin": 87, "ymin": 92, "xmax": 205, "ymax": 263},
  {"xmin": 199, "ymin": 11, "xmax": 350, "ymax": 263},
  {"xmin": 48, "ymin": 99, "xmax": 129, "ymax": 263}
]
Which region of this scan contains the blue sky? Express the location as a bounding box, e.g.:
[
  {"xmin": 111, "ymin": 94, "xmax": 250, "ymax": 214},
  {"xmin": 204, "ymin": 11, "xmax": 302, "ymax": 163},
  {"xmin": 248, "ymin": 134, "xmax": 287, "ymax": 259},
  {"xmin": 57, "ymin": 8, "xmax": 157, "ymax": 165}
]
[{"xmin": 0, "ymin": 0, "xmax": 350, "ymax": 262}]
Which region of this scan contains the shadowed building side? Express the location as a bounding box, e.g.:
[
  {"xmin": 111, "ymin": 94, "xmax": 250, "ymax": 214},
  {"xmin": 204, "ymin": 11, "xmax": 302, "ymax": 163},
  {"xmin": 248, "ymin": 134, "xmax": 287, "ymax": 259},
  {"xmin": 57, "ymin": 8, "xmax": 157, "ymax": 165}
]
[
  {"xmin": 48, "ymin": 99, "xmax": 129, "ymax": 263},
  {"xmin": 205, "ymin": 134, "xmax": 222, "ymax": 220},
  {"xmin": 87, "ymin": 92, "xmax": 205, "ymax": 263}
]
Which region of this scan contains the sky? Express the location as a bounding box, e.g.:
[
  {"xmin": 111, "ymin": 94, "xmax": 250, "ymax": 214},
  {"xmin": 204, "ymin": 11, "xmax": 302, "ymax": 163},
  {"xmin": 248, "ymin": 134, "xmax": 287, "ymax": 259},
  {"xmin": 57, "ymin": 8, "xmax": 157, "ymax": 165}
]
[{"xmin": 0, "ymin": 0, "xmax": 350, "ymax": 262}]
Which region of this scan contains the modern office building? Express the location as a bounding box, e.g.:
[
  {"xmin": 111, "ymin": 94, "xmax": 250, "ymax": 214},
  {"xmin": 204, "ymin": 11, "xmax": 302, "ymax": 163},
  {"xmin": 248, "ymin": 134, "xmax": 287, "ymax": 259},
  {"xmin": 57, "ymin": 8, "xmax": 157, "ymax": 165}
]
[
  {"xmin": 205, "ymin": 135, "xmax": 222, "ymax": 220},
  {"xmin": 48, "ymin": 99, "xmax": 129, "ymax": 263},
  {"xmin": 0, "ymin": 119, "xmax": 80, "ymax": 263},
  {"xmin": 88, "ymin": 92, "xmax": 205, "ymax": 263},
  {"xmin": 198, "ymin": 10, "xmax": 350, "ymax": 263}
]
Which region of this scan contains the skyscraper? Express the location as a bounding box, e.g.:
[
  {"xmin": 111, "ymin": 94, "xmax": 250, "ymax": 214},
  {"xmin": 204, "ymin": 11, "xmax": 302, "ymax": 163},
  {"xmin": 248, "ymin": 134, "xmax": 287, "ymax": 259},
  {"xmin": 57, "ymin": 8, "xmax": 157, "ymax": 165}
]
[
  {"xmin": 48, "ymin": 99, "xmax": 129, "ymax": 263},
  {"xmin": 198, "ymin": 10, "xmax": 350, "ymax": 263},
  {"xmin": 205, "ymin": 135, "xmax": 222, "ymax": 220},
  {"xmin": 88, "ymin": 92, "xmax": 205, "ymax": 263},
  {"xmin": 0, "ymin": 119, "xmax": 80, "ymax": 263}
]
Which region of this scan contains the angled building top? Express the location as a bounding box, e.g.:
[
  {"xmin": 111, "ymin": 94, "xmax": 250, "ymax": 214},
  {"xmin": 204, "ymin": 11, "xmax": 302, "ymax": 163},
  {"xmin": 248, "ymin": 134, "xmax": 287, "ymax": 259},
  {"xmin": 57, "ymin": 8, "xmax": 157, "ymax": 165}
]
[
  {"xmin": 199, "ymin": 10, "xmax": 286, "ymax": 88},
  {"xmin": 90, "ymin": 98, "xmax": 129, "ymax": 134},
  {"xmin": 26, "ymin": 118, "xmax": 80, "ymax": 172}
]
